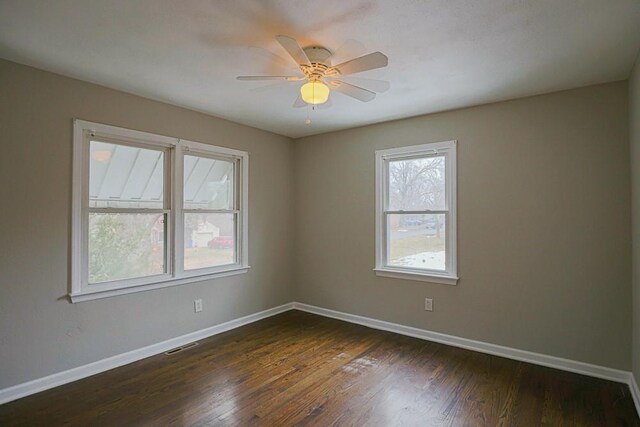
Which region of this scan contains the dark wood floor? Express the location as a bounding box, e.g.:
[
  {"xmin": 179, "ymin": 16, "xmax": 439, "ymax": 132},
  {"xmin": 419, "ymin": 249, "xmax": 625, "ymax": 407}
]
[{"xmin": 0, "ymin": 310, "xmax": 638, "ymax": 426}]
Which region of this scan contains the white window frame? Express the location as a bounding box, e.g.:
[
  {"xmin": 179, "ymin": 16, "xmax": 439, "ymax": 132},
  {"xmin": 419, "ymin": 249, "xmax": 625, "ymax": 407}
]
[
  {"xmin": 71, "ymin": 120, "xmax": 249, "ymax": 302},
  {"xmin": 374, "ymin": 140, "xmax": 458, "ymax": 285}
]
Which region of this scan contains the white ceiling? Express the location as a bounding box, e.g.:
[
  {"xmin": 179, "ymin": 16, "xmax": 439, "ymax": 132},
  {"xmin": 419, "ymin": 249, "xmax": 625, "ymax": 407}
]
[{"xmin": 1, "ymin": 1, "xmax": 639, "ymax": 138}]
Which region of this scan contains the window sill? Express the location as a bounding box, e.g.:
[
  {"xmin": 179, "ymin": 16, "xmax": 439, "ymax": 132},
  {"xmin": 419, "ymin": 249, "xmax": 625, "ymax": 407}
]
[
  {"xmin": 374, "ymin": 268, "xmax": 458, "ymax": 285},
  {"xmin": 69, "ymin": 266, "xmax": 250, "ymax": 303}
]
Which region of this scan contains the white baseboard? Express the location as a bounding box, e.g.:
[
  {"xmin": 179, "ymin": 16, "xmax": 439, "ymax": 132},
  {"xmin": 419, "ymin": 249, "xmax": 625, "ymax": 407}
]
[
  {"xmin": 630, "ymin": 375, "xmax": 640, "ymax": 417},
  {"xmin": 292, "ymin": 302, "xmax": 634, "ymax": 385},
  {"xmin": 2, "ymin": 300, "xmax": 638, "ymax": 418},
  {"xmin": 0, "ymin": 302, "xmax": 294, "ymax": 405}
]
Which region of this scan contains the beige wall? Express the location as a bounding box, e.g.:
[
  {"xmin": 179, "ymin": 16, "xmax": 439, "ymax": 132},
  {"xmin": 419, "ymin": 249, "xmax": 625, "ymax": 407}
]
[
  {"xmin": 0, "ymin": 59, "xmax": 295, "ymax": 388},
  {"xmin": 630, "ymin": 52, "xmax": 640, "ymax": 385},
  {"xmin": 294, "ymin": 82, "xmax": 631, "ymax": 370},
  {"xmin": 0, "ymin": 57, "xmax": 634, "ymax": 391}
]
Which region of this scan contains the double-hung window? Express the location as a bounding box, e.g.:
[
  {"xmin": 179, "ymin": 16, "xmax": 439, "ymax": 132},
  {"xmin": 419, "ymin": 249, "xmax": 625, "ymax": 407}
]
[
  {"xmin": 374, "ymin": 140, "xmax": 457, "ymax": 284},
  {"xmin": 71, "ymin": 120, "xmax": 249, "ymax": 302}
]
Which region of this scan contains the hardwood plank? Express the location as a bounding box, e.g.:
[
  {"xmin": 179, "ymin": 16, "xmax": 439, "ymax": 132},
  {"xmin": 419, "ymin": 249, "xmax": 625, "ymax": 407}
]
[{"xmin": 0, "ymin": 310, "xmax": 638, "ymax": 426}]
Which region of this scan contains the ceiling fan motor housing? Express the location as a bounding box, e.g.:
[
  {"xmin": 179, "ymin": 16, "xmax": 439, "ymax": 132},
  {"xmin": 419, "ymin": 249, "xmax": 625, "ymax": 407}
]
[{"xmin": 302, "ymin": 46, "xmax": 336, "ymax": 81}]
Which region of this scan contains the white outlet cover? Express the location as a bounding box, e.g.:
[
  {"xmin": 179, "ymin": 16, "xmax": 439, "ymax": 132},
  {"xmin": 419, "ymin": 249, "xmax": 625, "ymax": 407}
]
[
  {"xmin": 425, "ymin": 298, "xmax": 433, "ymax": 311},
  {"xmin": 194, "ymin": 299, "xmax": 203, "ymax": 313}
]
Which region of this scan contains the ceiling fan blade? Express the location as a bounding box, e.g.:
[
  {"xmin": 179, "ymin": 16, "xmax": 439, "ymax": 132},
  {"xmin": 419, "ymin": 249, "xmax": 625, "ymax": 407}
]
[
  {"xmin": 276, "ymin": 35, "xmax": 311, "ymax": 66},
  {"xmin": 329, "ymin": 39, "xmax": 366, "ymax": 66},
  {"xmin": 248, "ymin": 46, "xmax": 295, "ymax": 70},
  {"xmin": 331, "ymin": 52, "xmax": 388, "ymax": 76},
  {"xmin": 293, "ymin": 93, "xmax": 307, "ymax": 108},
  {"xmin": 237, "ymin": 76, "xmax": 304, "ymax": 81},
  {"xmin": 327, "ymin": 77, "xmax": 390, "ymax": 93},
  {"xmin": 333, "ymin": 81, "xmax": 376, "ymax": 102},
  {"xmin": 249, "ymin": 81, "xmax": 302, "ymax": 93}
]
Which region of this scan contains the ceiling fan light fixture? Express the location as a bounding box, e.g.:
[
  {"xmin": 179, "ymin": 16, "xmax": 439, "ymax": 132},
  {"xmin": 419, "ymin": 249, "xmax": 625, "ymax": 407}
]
[{"xmin": 300, "ymin": 81, "xmax": 330, "ymax": 105}]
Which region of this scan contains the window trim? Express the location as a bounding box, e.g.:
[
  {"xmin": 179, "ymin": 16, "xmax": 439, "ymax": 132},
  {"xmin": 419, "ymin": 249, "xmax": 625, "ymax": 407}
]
[
  {"xmin": 70, "ymin": 120, "xmax": 249, "ymax": 302},
  {"xmin": 374, "ymin": 140, "xmax": 458, "ymax": 285}
]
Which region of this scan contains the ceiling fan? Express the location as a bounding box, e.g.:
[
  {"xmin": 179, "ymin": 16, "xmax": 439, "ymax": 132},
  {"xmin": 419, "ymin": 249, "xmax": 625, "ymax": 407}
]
[{"xmin": 237, "ymin": 35, "xmax": 389, "ymax": 108}]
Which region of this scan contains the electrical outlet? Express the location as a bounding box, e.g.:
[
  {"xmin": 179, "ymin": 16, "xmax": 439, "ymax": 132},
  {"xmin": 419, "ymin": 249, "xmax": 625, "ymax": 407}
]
[
  {"xmin": 194, "ymin": 299, "xmax": 203, "ymax": 313},
  {"xmin": 424, "ymin": 298, "xmax": 433, "ymax": 312}
]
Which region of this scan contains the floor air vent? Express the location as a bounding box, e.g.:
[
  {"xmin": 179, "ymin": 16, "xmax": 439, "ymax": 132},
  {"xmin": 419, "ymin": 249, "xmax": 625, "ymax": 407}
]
[{"xmin": 164, "ymin": 342, "xmax": 199, "ymax": 355}]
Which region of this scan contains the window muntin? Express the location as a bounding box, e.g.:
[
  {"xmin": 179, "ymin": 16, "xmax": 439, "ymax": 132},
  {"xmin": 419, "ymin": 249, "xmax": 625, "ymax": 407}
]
[
  {"xmin": 375, "ymin": 141, "xmax": 457, "ymax": 283},
  {"xmin": 72, "ymin": 120, "xmax": 249, "ymax": 301}
]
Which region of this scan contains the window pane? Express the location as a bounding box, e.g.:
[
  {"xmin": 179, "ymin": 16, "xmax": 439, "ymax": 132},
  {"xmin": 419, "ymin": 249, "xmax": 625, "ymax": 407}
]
[
  {"xmin": 184, "ymin": 155, "xmax": 234, "ymax": 210},
  {"xmin": 387, "ymin": 214, "xmax": 446, "ymax": 271},
  {"xmin": 388, "ymin": 156, "xmax": 445, "ymax": 211},
  {"xmin": 89, "ymin": 213, "xmax": 165, "ymax": 283},
  {"xmin": 89, "ymin": 141, "xmax": 164, "ymax": 208},
  {"xmin": 184, "ymin": 213, "xmax": 235, "ymax": 270}
]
